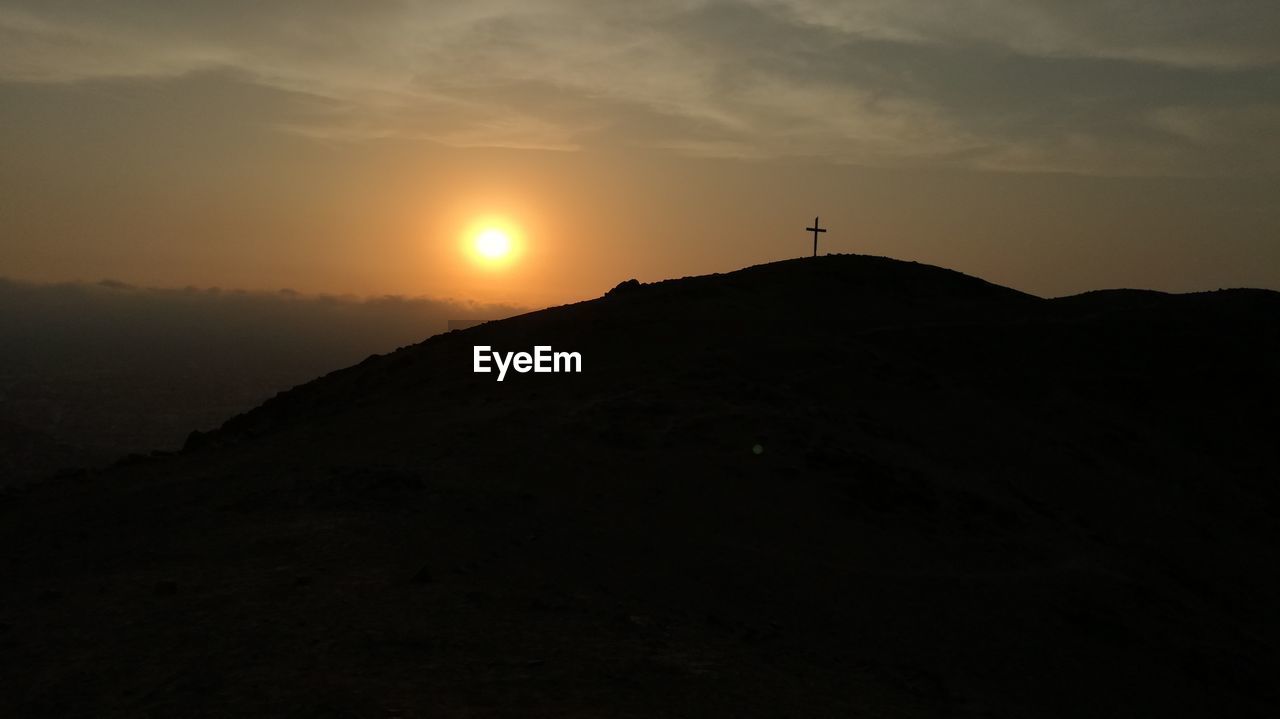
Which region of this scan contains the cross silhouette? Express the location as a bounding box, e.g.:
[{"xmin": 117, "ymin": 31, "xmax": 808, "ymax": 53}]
[{"xmin": 806, "ymin": 216, "xmax": 827, "ymax": 257}]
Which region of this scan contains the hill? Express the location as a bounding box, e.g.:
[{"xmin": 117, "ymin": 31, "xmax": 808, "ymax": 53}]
[{"xmin": 2, "ymin": 254, "xmax": 1279, "ymax": 717}]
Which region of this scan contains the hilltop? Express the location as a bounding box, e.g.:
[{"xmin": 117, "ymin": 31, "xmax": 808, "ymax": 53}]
[{"xmin": 3, "ymin": 254, "xmax": 1279, "ymax": 718}]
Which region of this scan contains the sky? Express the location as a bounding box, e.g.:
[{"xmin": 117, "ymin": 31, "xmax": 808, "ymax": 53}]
[{"xmin": 1, "ymin": 0, "xmax": 1278, "ymax": 306}]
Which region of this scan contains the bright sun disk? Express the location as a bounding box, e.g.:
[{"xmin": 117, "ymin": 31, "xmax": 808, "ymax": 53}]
[{"xmin": 475, "ymin": 228, "xmax": 512, "ymax": 259}]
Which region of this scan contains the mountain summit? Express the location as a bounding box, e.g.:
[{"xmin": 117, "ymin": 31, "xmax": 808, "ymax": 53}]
[{"xmin": 4, "ymin": 255, "xmax": 1279, "ymax": 717}]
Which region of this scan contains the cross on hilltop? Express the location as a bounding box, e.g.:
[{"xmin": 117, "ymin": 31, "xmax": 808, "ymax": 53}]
[{"xmin": 806, "ymin": 216, "xmax": 827, "ymax": 257}]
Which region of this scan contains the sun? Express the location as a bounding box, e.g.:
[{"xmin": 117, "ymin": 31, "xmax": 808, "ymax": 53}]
[
  {"xmin": 464, "ymin": 219, "xmax": 523, "ymax": 269},
  {"xmin": 475, "ymin": 228, "xmax": 512, "ymax": 259}
]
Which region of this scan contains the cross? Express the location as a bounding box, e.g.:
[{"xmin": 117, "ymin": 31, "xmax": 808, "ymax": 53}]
[{"xmin": 806, "ymin": 216, "xmax": 827, "ymax": 257}]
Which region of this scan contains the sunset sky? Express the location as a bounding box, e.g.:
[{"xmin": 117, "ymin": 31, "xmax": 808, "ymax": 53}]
[{"xmin": 2, "ymin": 1, "xmax": 1277, "ymax": 306}]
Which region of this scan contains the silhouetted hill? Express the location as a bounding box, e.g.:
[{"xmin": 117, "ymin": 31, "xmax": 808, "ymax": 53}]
[
  {"xmin": 3, "ymin": 255, "xmax": 1278, "ymax": 718},
  {"xmin": 1051, "ymin": 286, "xmax": 1280, "ymax": 319}
]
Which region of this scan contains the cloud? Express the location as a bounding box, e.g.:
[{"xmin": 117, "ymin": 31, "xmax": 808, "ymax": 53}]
[
  {"xmin": 0, "ymin": 0, "xmax": 1277, "ymax": 175},
  {"xmin": 0, "ymin": 276, "xmax": 524, "ymax": 374},
  {"xmin": 766, "ymin": 0, "xmax": 1280, "ymax": 69}
]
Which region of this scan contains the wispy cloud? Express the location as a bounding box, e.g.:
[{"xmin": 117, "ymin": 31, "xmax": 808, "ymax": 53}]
[
  {"xmin": 766, "ymin": 0, "xmax": 1280, "ymax": 69},
  {"xmin": 1, "ymin": 0, "xmax": 1276, "ymax": 175}
]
